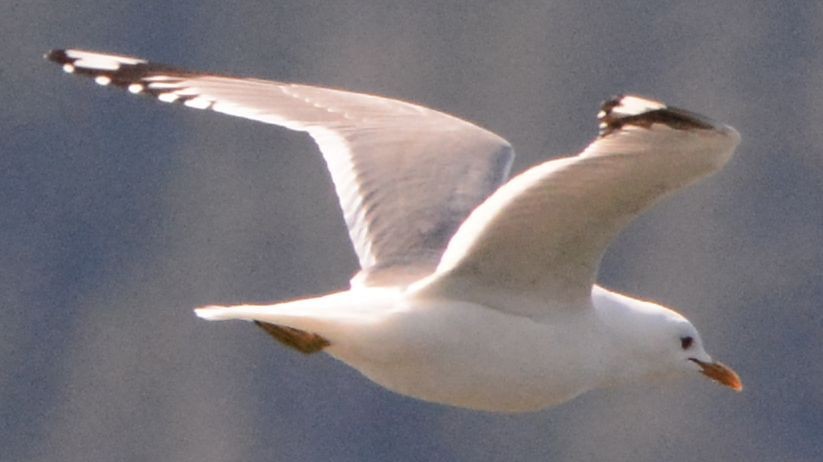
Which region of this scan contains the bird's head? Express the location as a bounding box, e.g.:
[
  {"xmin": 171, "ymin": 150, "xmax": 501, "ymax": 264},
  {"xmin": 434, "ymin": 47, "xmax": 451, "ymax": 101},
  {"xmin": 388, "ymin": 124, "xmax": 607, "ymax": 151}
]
[
  {"xmin": 655, "ymin": 307, "xmax": 743, "ymax": 391},
  {"xmin": 593, "ymin": 287, "xmax": 742, "ymax": 392},
  {"xmin": 657, "ymin": 314, "xmax": 742, "ymax": 392}
]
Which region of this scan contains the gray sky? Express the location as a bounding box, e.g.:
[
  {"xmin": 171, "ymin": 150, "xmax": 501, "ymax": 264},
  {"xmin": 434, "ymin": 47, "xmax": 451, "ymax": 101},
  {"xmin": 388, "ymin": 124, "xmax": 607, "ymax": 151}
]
[{"xmin": 3, "ymin": 1, "xmax": 822, "ymax": 461}]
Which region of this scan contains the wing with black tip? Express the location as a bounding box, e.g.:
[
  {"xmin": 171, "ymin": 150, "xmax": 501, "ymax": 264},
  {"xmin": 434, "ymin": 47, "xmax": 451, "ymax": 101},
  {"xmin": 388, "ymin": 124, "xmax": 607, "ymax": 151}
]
[
  {"xmin": 46, "ymin": 49, "xmax": 514, "ymax": 286},
  {"xmin": 416, "ymin": 96, "xmax": 740, "ymax": 314}
]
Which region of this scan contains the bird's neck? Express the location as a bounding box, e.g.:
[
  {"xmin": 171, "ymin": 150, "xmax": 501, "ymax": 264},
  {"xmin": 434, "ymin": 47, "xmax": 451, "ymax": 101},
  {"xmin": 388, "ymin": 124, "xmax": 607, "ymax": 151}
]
[{"xmin": 589, "ymin": 285, "xmax": 672, "ymax": 389}]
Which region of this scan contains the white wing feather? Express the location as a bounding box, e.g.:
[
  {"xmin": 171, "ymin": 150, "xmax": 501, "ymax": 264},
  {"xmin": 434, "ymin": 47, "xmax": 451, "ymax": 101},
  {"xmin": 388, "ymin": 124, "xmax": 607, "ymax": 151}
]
[
  {"xmin": 415, "ymin": 98, "xmax": 740, "ymax": 316},
  {"xmin": 48, "ymin": 49, "xmax": 514, "ymax": 285}
]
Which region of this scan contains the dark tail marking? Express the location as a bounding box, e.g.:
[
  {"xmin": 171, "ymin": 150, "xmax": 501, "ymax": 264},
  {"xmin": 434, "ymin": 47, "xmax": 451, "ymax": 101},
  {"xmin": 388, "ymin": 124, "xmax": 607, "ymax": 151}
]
[{"xmin": 254, "ymin": 321, "xmax": 330, "ymax": 354}]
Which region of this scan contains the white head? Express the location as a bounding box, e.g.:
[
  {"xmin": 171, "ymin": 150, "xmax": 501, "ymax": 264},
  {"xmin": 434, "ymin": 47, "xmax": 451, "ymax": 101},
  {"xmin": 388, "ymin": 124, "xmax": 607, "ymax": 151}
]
[{"xmin": 592, "ymin": 286, "xmax": 742, "ymax": 391}]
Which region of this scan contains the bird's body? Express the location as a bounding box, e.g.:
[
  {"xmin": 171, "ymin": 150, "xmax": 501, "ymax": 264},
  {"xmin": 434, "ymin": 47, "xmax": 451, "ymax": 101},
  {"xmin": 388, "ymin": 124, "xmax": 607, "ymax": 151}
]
[
  {"xmin": 201, "ymin": 287, "xmax": 597, "ymax": 412},
  {"xmin": 48, "ymin": 49, "xmax": 743, "ymax": 412},
  {"xmin": 198, "ymin": 285, "xmax": 705, "ymax": 412}
]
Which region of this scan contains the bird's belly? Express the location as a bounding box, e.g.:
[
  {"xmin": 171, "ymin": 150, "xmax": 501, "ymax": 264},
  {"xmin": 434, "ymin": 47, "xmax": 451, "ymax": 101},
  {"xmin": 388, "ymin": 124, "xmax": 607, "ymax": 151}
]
[{"xmin": 325, "ymin": 300, "xmax": 595, "ymax": 413}]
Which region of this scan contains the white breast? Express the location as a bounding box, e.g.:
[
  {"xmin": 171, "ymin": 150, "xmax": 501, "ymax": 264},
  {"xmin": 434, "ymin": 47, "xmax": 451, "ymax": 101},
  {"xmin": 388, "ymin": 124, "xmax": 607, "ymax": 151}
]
[{"xmin": 325, "ymin": 297, "xmax": 602, "ymax": 412}]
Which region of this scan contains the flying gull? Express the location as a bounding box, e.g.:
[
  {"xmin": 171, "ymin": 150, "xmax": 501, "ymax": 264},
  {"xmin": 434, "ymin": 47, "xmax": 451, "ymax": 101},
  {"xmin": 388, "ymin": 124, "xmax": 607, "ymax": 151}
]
[{"xmin": 47, "ymin": 49, "xmax": 742, "ymax": 412}]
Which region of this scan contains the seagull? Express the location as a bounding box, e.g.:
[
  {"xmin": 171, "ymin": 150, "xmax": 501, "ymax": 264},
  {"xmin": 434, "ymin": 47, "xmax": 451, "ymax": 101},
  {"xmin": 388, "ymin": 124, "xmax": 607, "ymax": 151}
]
[{"xmin": 47, "ymin": 49, "xmax": 742, "ymax": 413}]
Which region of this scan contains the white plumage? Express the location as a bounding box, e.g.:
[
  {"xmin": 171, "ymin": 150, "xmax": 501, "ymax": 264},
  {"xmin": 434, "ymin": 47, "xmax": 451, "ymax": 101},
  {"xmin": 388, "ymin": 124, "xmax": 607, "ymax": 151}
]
[{"xmin": 48, "ymin": 49, "xmax": 742, "ymax": 412}]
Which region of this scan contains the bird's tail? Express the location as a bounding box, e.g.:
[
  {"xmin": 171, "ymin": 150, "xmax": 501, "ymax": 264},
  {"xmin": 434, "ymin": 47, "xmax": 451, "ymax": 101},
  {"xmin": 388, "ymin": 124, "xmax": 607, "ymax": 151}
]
[
  {"xmin": 194, "ymin": 306, "xmax": 244, "ymax": 320},
  {"xmin": 194, "ymin": 299, "xmax": 337, "ymax": 333},
  {"xmin": 193, "ymin": 287, "xmax": 400, "ymax": 346}
]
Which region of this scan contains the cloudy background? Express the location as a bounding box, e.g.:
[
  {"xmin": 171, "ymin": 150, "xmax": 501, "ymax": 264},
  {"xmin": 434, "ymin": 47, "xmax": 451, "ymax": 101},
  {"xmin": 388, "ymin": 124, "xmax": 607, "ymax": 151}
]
[{"xmin": 3, "ymin": 1, "xmax": 821, "ymax": 460}]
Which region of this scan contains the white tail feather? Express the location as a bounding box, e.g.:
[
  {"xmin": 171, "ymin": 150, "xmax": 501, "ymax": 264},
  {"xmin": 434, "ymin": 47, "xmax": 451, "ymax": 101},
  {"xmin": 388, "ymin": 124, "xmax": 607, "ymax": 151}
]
[
  {"xmin": 192, "ymin": 288, "xmax": 400, "ymax": 342},
  {"xmin": 194, "ymin": 306, "xmax": 247, "ymax": 321}
]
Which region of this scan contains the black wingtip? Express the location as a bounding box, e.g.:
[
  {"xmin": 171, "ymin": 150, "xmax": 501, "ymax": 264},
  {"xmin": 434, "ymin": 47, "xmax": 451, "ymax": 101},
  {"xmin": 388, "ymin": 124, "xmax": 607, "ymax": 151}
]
[
  {"xmin": 43, "ymin": 49, "xmax": 213, "ymax": 107},
  {"xmin": 599, "ymin": 94, "xmax": 628, "ymax": 117},
  {"xmin": 45, "ymin": 49, "xmax": 68, "ymax": 63},
  {"xmin": 598, "ymin": 94, "xmax": 716, "ymax": 136}
]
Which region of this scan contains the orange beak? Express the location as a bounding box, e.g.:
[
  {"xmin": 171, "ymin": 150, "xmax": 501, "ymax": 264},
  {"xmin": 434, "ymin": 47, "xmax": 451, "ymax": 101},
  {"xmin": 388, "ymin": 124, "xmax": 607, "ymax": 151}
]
[{"xmin": 691, "ymin": 358, "xmax": 743, "ymax": 391}]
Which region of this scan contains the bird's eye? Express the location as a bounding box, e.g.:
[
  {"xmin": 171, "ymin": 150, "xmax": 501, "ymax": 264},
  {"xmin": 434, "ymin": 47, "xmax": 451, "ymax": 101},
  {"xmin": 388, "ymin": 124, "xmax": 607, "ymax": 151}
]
[{"xmin": 680, "ymin": 336, "xmax": 694, "ymax": 350}]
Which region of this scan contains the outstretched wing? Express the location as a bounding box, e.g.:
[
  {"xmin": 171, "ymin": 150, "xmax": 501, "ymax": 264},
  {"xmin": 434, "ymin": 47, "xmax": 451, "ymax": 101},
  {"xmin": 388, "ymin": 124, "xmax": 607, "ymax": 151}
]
[
  {"xmin": 414, "ymin": 96, "xmax": 740, "ymax": 315},
  {"xmin": 47, "ymin": 49, "xmax": 514, "ymax": 286}
]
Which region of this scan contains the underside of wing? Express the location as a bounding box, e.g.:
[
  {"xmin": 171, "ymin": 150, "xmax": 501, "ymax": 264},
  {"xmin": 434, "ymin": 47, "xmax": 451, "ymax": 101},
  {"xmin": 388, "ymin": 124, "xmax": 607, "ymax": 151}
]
[
  {"xmin": 414, "ymin": 96, "xmax": 740, "ymax": 315},
  {"xmin": 47, "ymin": 49, "xmax": 515, "ymax": 286}
]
